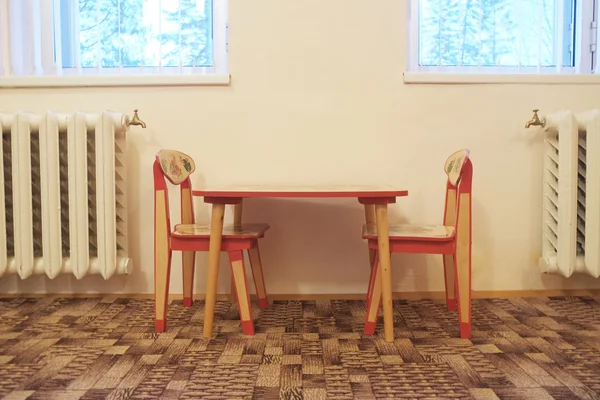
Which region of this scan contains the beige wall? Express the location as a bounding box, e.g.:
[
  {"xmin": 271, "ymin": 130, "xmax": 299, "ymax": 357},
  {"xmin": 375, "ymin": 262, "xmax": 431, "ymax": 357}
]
[{"xmin": 1, "ymin": 0, "xmax": 599, "ymax": 296}]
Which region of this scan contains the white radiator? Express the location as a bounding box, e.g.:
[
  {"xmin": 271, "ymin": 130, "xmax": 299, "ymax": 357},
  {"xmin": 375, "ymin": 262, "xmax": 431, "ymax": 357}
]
[
  {"xmin": 539, "ymin": 109, "xmax": 600, "ymax": 278},
  {"xmin": 0, "ymin": 110, "xmax": 131, "ymax": 279}
]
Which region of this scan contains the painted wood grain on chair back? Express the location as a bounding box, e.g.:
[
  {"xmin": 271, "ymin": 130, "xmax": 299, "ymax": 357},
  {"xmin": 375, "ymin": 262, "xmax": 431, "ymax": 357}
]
[
  {"xmin": 153, "ymin": 150, "xmax": 197, "ymax": 243},
  {"xmin": 156, "ymin": 149, "xmax": 196, "ymax": 185},
  {"xmin": 442, "ymin": 149, "xmax": 471, "ymax": 226},
  {"xmin": 444, "ymin": 149, "xmax": 470, "ymax": 187}
]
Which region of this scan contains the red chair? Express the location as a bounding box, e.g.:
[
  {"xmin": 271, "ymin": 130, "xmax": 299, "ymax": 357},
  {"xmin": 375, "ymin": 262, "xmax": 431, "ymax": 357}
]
[
  {"xmin": 363, "ymin": 149, "xmax": 473, "ymax": 338},
  {"xmin": 153, "ymin": 149, "xmax": 270, "ymax": 334}
]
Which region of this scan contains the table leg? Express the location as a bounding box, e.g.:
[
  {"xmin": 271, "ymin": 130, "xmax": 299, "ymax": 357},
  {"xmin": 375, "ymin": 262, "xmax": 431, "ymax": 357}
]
[
  {"xmin": 231, "ymin": 202, "xmax": 243, "ymax": 301},
  {"xmin": 375, "ymin": 204, "xmax": 394, "ymax": 342},
  {"xmin": 203, "ymin": 203, "xmax": 226, "ymax": 339},
  {"xmin": 364, "ymin": 205, "xmax": 376, "ymax": 268}
]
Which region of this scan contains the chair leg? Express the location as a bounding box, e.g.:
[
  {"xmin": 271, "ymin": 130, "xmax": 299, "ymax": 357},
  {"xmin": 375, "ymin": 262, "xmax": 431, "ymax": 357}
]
[
  {"xmin": 365, "ymin": 248, "xmax": 378, "ymax": 307},
  {"xmin": 443, "ymin": 254, "xmax": 456, "ymax": 311},
  {"xmin": 182, "ymin": 251, "xmax": 195, "ymax": 307},
  {"xmin": 228, "ymin": 250, "xmax": 255, "ymax": 335},
  {"xmin": 364, "ymin": 252, "xmax": 382, "ymax": 335},
  {"xmin": 247, "ymin": 241, "xmax": 269, "ymax": 309},
  {"xmin": 454, "ymin": 252, "xmax": 472, "ymax": 339},
  {"xmin": 155, "ymin": 248, "xmax": 172, "ymax": 333}
]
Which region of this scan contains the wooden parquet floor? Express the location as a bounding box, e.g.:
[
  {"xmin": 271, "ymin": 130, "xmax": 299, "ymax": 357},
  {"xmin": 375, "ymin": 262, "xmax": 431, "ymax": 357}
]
[{"xmin": 1, "ymin": 296, "xmax": 600, "ymax": 399}]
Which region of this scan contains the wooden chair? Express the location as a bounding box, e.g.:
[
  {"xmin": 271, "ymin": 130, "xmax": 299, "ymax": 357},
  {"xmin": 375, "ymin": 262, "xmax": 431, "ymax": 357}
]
[
  {"xmin": 363, "ymin": 149, "xmax": 473, "ymax": 339},
  {"xmin": 153, "ymin": 149, "xmax": 270, "ymax": 335}
]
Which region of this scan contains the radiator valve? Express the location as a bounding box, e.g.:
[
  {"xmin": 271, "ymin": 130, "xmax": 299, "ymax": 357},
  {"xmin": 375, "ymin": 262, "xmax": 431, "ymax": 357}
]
[
  {"xmin": 525, "ymin": 109, "xmax": 545, "ymax": 128},
  {"xmin": 128, "ymin": 109, "xmax": 147, "ymax": 129}
]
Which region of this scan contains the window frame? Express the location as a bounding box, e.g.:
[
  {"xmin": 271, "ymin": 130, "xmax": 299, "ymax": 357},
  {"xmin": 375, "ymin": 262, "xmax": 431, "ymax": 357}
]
[
  {"xmin": 0, "ymin": 0, "xmax": 230, "ymax": 88},
  {"xmin": 405, "ymin": 0, "xmax": 600, "ymax": 84}
]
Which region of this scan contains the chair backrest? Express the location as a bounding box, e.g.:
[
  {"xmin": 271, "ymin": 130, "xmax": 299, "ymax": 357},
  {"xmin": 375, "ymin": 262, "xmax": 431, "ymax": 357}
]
[
  {"xmin": 156, "ymin": 149, "xmax": 196, "ymax": 185},
  {"xmin": 444, "ymin": 149, "xmax": 470, "ymax": 187},
  {"xmin": 442, "ymin": 149, "xmax": 473, "ymax": 231},
  {"xmin": 153, "ymin": 150, "xmax": 197, "ymax": 240}
]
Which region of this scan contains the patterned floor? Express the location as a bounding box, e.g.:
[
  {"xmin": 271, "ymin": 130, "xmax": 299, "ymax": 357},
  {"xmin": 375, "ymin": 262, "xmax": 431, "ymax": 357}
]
[{"xmin": 1, "ymin": 297, "xmax": 600, "ymax": 399}]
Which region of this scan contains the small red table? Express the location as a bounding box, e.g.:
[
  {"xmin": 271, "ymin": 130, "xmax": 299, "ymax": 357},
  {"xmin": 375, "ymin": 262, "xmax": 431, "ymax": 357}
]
[{"xmin": 192, "ymin": 185, "xmax": 408, "ymax": 342}]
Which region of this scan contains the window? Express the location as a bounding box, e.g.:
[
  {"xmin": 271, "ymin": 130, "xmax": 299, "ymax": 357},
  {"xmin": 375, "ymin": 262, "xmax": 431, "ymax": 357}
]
[
  {"xmin": 0, "ymin": 0, "xmax": 228, "ymax": 86},
  {"xmin": 407, "ymin": 0, "xmax": 599, "ymax": 78}
]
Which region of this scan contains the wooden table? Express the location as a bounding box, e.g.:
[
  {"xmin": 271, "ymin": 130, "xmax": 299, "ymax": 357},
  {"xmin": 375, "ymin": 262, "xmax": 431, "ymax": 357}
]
[{"xmin": 192, "ymin": 185, "xmax": 408, "ymax": 342}]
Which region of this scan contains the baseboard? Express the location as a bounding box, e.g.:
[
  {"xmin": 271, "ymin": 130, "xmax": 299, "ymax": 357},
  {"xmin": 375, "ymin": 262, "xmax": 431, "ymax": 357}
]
[{"xmin": 1, "ymin": 289, "xmax": 599, "ymax": 301}]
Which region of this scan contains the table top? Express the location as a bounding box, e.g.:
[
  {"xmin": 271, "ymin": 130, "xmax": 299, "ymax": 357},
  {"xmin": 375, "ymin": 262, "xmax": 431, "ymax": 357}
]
[{"xmin": 193, "ymin": 185, "xmax": 408, "ymax": 198}]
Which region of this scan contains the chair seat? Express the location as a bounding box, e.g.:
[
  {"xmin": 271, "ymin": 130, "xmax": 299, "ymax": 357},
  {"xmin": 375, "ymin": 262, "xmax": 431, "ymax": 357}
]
[
  {"xmin": 173, "ymin": 223, "xmax": 270, "ymax": 239},
  {"xmin": 362, "ymin": 223, "xmax": 455, "ymax": 241}
]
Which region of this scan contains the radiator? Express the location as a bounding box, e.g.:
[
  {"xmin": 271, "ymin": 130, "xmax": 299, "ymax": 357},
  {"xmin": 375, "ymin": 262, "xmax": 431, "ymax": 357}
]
[
  {"xmin": 0, "ymin": 110, "xmax": 131, "ymax": 279},
  {"xmin": 539, "ymin": 109, "xmax": 600, "ymax": 278}
]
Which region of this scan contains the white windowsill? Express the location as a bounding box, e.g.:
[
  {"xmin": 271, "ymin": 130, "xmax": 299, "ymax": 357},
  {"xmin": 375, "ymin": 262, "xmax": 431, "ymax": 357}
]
[
  {"xmin": 0, "ymin": 74, "xmax": 231, "ymax": 88},
  {"xmin": 403, "ymin": 72, "xmax": 600, "ymax": 84}
]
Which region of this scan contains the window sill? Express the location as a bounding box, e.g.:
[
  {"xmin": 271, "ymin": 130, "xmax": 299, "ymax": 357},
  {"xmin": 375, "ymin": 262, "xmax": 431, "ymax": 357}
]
[
  {"xmin": 403, "ymin": 72, "xmax": 600, "ymax": 85},
  {"xmin": 0, "ymin": 74, "xmax": 231, "ymax": 88}
]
